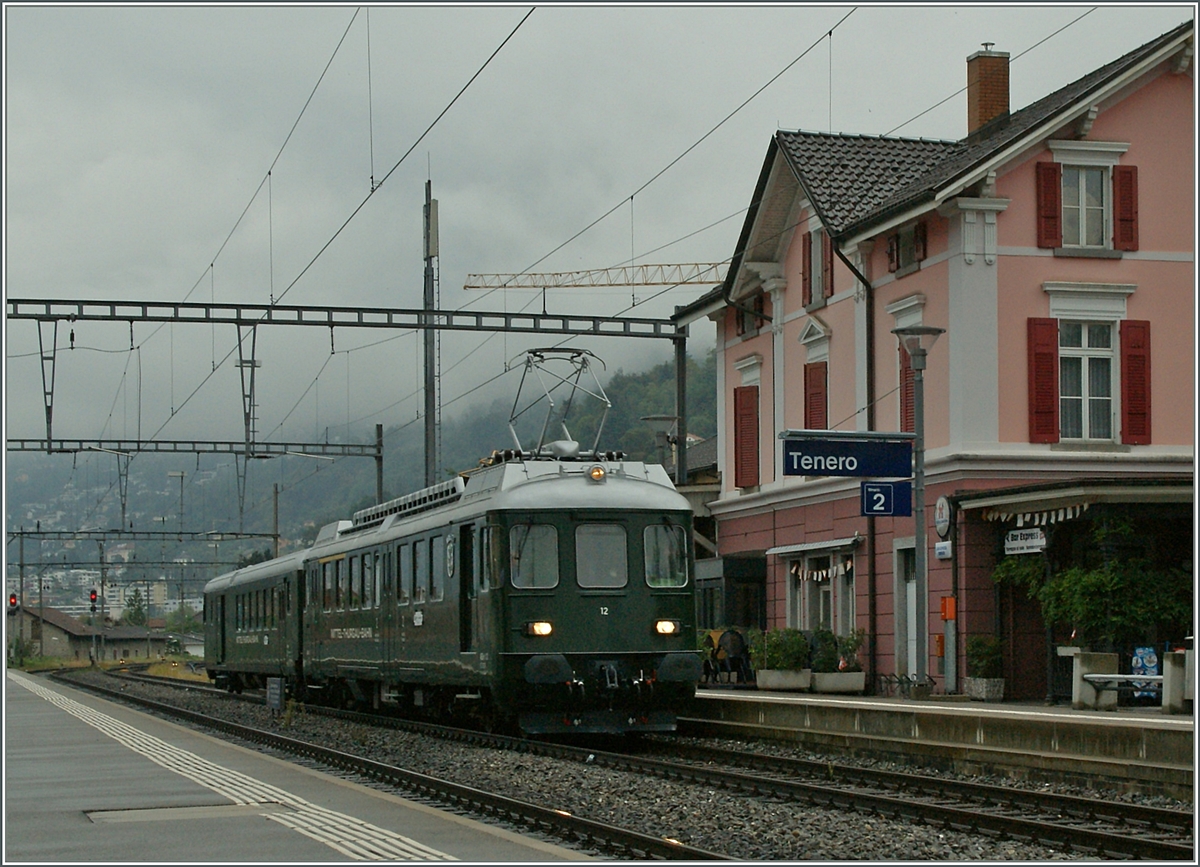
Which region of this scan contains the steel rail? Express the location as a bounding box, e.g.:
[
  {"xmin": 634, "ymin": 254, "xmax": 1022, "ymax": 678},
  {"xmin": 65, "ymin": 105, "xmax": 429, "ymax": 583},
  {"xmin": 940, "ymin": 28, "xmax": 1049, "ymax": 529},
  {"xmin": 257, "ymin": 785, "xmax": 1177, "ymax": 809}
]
[
  {"xmin": 96, "ymin": 670, "xmax": 1194, "ymax": 859},
  {"xmin": 652, "ymin": 740, "xmax": 1193, "ymax": 835},
  {"xmin": 50, "ymin": 671, "xmax": 729, "ymax": 861}
]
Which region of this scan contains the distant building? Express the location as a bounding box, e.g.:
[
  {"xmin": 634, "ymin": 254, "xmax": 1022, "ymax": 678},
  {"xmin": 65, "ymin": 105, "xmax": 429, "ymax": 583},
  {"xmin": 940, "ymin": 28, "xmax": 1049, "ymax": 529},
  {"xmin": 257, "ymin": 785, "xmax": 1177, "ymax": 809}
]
[{"xmin": 7, "ymin": 606, "xmax": 170, "ymax": 662}]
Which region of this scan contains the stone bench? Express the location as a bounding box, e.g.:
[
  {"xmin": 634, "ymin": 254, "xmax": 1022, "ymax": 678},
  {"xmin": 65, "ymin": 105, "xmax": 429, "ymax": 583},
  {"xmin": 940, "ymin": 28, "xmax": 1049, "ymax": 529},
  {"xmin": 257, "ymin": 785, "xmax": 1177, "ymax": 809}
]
[{"xmin": 1072, "ymin": 651, "xmax": 1187, "ymax": 713}]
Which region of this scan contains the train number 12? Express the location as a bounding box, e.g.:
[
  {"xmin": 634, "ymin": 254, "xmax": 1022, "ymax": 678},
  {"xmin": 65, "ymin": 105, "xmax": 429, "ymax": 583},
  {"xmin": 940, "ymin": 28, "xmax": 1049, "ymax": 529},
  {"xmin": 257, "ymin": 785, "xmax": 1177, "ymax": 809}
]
[{"xmin": 599, "ymin": 606, "xmax": 609, "ymax": 616}]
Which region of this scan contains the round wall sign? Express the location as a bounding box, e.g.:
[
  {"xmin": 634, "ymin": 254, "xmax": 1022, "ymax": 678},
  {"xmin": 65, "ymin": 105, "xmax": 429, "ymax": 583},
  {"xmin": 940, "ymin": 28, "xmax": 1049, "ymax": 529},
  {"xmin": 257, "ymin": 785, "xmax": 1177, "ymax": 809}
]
[{"xmin": 934, "ymin": 496, "xmax": 952, "ymax": 539}]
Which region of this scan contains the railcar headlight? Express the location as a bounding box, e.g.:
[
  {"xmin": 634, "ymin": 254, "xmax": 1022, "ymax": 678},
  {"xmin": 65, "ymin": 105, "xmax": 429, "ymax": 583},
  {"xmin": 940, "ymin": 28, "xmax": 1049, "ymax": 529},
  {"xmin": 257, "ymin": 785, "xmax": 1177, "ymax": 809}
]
[
  {"xmin": 588, "ymin": 464, "xmax": 607, "ymax": 482},
  {"xmin": 655, "ymin": 619, "xmax": 681, "ymax": 635},
  {"xmin": 526, "ymin": 620, "xmax": 553, "ymax": 637}
]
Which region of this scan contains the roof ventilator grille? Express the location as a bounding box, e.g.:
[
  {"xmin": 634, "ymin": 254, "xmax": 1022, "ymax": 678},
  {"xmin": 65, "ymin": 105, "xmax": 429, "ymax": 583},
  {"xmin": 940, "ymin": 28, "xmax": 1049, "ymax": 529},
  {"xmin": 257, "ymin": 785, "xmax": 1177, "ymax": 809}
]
[{"xmin": 352, "ymin": 477, "xmax": 466, "ymax": 529}]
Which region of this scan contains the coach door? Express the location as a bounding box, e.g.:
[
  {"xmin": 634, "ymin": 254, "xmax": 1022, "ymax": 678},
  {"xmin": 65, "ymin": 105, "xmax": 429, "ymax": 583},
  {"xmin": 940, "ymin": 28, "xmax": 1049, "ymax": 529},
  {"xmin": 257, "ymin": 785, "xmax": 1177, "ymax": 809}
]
[{"xmin": 458, "ymin": 524, "xmax": 477, "ymax": 653}]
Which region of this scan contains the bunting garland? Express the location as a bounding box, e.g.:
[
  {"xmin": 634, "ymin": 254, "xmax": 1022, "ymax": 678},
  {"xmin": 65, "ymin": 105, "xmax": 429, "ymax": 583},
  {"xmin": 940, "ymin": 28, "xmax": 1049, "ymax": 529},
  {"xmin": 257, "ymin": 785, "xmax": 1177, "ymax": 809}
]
[{"xmin": 789, "ymin": 559, "xmax": 854, "ymax": 582}]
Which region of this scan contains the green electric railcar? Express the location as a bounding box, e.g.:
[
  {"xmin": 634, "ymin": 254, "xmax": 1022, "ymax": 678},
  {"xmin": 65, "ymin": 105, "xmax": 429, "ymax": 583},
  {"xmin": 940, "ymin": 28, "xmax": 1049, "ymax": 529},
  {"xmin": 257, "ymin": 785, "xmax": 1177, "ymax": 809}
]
[{"xmin": 204, "ymin": 452, "xmax": 702, "ymax": 734}]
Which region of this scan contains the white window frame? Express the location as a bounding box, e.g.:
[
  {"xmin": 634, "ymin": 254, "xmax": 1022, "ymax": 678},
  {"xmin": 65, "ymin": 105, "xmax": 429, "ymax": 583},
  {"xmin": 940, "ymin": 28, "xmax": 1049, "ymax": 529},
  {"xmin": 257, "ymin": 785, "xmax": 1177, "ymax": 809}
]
[
  {"xmin": 1048, "ymin": 140, "xmax": 1129, "ymax": 250},
  {"xmin": 1043, "ymin": 282, "xmax": 1135, "ymax": 443},
  {"xmin": 1058, "ymin": 320, "xmax": 1115, "ymax": 441}
]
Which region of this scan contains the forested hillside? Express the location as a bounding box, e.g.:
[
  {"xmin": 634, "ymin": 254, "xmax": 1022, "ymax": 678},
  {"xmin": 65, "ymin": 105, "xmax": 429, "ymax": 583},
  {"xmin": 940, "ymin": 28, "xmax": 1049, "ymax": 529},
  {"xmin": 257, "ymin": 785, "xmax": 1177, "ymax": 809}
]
[{"xmin": 6, "ymin": 349, "xmax": 717, "ymax": 556}]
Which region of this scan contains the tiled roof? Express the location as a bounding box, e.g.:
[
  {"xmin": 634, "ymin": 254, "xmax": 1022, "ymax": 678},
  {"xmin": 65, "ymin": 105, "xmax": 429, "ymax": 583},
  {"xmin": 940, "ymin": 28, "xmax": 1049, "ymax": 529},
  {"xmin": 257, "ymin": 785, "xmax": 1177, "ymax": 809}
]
[
  {"xmin": 778, "ymin": 19, "xmax": 1193, "ymax": 238},
  {"xmin": 774, "ymin": 133, "xmax": 957, "ymax": 235},
  {"xmin": 29, "ymin": 606, "xmax": 97, "ymax": 636}
]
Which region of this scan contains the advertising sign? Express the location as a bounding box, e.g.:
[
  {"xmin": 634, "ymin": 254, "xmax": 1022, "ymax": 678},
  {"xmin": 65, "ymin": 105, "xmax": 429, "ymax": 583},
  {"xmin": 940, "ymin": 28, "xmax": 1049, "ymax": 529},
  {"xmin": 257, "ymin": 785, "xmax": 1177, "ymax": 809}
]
[
  {"xmin": 783, "ymin": 438, "xmax": 911, "ymax": 478},
  {"xmin": 1003, "ymin": 527, "xmax": 1046, "ymax": 554},
  {"xmin": 1131, "ymin": 646, "xmax": 1159, "ymax": 699}
]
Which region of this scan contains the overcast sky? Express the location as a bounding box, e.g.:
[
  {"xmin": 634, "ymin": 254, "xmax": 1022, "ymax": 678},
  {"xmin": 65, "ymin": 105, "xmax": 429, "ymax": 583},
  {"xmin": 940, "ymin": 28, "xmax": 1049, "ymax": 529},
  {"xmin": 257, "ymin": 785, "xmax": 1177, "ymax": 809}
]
[{"xmin": 4, "ymin": 3, "xmax": 1194, "ymax": 452}]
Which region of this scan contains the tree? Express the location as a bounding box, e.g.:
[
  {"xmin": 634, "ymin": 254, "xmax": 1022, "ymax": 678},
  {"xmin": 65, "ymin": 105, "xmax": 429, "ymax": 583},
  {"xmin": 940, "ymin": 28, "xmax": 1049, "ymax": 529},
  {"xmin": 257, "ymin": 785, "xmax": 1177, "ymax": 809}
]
[
  {"xmin": 992, "ymin": 515, "xmax": 1192, "ymax": 651},
  {"xmin": 237, "ymin": 548, "xmax": 272, "ymax": 568},
  {"xmin": 166, "ymin": 604, "xmax": 201, "ymax": 634},
  {"xmin": 123, "ymin": 588, "xmax": 147, "ymax": 626}
]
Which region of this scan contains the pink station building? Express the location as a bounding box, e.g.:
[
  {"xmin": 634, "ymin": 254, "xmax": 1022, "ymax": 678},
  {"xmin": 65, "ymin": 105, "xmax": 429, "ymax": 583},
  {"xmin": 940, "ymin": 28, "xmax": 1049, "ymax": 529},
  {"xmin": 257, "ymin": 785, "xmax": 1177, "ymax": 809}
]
[{"xmin": 675, "ymin": 20, "xmax": 1194, "ymax": 701}]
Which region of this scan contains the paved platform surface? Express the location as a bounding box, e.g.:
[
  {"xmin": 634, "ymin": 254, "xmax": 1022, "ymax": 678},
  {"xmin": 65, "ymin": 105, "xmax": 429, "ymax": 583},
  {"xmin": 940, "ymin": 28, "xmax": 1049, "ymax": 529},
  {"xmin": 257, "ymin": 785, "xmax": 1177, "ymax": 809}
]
[
  {"xmin": 4, "ymin": 670, "xmax": 589, "ymax": 862},
  {"xmin": 687, "ymin": 686, "xmax": 1194, "ymax": 798}
]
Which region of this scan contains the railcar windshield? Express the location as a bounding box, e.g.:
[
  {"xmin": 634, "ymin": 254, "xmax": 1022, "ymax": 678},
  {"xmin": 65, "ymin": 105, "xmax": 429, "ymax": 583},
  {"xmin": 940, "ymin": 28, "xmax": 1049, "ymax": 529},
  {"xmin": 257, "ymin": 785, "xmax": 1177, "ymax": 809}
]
[
  {"xmin": 644, "ymin": 524, "xmax": 688, "ymax": 588},
  {"xmin": 576, "ymin": 524, "xmax": 628, "ymax": 588},
  {"xmin": 510, "ymin": 524, "xmax": 558, "ymax": 588}
]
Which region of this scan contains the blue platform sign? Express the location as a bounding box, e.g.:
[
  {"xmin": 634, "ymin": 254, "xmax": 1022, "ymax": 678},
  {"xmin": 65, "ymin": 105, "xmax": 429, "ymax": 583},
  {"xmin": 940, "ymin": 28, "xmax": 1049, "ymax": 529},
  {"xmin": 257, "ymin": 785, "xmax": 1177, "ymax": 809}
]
[
  {"xmin": 783, "ymin": 438, "xmax": 912, "ymax": 478},
  {"xmin": 861, "ymin": 481, "xmax": 912, "ymax": 517}
]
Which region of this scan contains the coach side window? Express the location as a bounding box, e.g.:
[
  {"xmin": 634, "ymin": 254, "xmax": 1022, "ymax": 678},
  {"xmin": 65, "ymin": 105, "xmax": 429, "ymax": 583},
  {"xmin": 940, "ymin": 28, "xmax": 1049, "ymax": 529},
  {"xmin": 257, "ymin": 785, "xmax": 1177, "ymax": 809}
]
[
  {"xmin": 481, "ymin": 525, "xmax": 503, "ymax": 590},
  {"xmin": 349, "ymin": 556, "xmax": 362, "ymax": 609},
  {"xmin": 323, "ymin": 562, "xmax": 334, "ymax": 611},
  {"xmin": 509, "ymin": 524, "xmax": 558, "ymax": 589},
  {"xmin": 431, "ymin": 535, "xmax": 446, "ymax": 602},
  {"xmin": 337, "ymin": 558, "xmax": 348, "ymax": 610},
  {"xmin": 397, "ymin": 544, "xmax": 411, "ymax": 605},
  {"xmin": 367, "ymin": 552, "xmax": 378, "ymax": 609},
  {"xmin": 415, "ymin": 540, "xmax": 429, "ymax": 604}
]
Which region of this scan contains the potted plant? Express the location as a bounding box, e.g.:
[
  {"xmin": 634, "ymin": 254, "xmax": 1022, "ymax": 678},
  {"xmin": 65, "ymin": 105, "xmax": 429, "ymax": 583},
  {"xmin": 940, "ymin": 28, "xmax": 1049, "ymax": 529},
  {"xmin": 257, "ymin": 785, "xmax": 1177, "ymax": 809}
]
[
  {"xmin": 753, "ymin": 628, "xmax": 811, "ymax": 691},
  {"xmin": 810, "ymin": 628, "xmax": 867, "ymax": 693},
  {"xmin": 964, "ymin": 634, "xmax": 1005, "ymax": 702}
]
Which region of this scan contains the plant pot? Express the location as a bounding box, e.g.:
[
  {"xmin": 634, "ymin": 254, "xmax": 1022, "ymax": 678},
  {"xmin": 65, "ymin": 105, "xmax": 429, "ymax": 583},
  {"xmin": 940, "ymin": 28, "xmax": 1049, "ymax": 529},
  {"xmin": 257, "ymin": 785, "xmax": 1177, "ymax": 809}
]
[
  {"xmin": 810, "ymin": 670, "xmax": 866, "ymax": 694},
  {"xmin": 963, "ymin": 676, "xmax": 1005, "ymax": 702},
  {"xmin": 755, "ymin": 669, "xmax": 811, "ymax": 691}
]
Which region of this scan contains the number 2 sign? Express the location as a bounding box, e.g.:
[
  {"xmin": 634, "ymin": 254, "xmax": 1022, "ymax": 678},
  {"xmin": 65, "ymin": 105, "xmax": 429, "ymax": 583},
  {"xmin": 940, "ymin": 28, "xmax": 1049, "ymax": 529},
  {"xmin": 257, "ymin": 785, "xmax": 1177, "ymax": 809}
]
[{"xmin": 860, "ymin": 481, "xmax": 912, "ymax": 517}]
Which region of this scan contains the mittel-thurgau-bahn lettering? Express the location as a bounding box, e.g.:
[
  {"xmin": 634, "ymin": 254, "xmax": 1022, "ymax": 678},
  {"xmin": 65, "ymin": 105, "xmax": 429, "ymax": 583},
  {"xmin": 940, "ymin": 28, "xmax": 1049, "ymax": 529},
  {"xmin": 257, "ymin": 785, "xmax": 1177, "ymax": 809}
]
[{"xmin": 330, "ymin": 627, "xmax": 374, "ymax": 639}]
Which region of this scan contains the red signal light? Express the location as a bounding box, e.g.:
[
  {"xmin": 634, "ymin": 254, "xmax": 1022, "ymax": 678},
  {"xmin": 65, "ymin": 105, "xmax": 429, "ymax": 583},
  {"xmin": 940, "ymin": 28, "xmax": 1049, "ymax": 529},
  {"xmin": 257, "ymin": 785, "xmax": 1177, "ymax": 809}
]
[
  {"xmin": 7, "ymin": 593, "xmax": 16, "ymax": 610},
  {"xmin": 90, "ymin": 588, "xmax": 98, "ymax": 613},
  {"xmin": 90, "ymin": 589, "xmax": 97, "ymax": 603}
]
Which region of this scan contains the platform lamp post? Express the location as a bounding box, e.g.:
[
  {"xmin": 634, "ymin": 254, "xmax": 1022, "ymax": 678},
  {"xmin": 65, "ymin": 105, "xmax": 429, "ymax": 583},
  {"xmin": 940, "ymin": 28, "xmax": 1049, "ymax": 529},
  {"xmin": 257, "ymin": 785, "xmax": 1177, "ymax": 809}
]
[
  {"xmin": 640, "ymin": 415, "xmax": 680, "ymax": 483},
  {"xmin": 891, "ymin": 325, "xmax": 945, "ymax": 685}
]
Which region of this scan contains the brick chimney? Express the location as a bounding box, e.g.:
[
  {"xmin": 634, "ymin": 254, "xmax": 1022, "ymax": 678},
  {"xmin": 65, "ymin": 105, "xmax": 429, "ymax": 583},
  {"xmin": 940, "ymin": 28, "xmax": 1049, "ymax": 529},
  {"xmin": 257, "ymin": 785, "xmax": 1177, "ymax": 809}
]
[{"xmin": 967, "ymin": 45, "xmax": 1010, "ymax": 134}]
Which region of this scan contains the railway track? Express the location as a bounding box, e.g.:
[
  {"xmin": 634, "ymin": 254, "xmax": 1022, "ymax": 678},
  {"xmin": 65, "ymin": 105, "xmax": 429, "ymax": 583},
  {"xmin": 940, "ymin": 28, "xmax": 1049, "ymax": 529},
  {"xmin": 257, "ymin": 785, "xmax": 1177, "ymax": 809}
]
[
  {"xmin": 51, "ymin": 669, "xmax": 728, "ymax": 860},
  {"xmin": 637, "ymin": 739, "xmax": 1194, "ymax": 860},
  {"xmin": 69, "ymin": 669, "xmax": 1195, "ymax": 860}
]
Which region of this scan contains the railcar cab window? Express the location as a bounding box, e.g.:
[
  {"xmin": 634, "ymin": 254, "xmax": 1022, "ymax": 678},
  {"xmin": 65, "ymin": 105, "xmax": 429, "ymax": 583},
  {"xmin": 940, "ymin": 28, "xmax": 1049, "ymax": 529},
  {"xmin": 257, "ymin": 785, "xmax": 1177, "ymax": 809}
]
[
  {"xmin": 510, "ymin": 524, "xmax": 558, "ymax": 589},
  {"xmin": 644, "ymin": 524, "xmax": 688, "ymax": 588},
  {"xmin": 576, "ymin": 524, "xmax": 628, "ymax": 588}
]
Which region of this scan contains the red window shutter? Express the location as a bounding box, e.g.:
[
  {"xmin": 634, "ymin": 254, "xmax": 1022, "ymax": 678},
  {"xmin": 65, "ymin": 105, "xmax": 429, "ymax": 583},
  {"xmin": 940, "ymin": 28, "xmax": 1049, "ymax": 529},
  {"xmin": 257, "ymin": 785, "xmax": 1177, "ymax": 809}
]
[
  {"xmin": 1120, "ymin": 320, "xmax": 1151, "ymax": 444},
  {"xmin": 1113, "ymin": 165, "xmax": 1139, "ymax": 251},
  {"xmin": 1027, "ymin": 318, "xmax": 1060, "ymax": 443},
  {"xmin": 914, "ymin": 221, "xmax": 927, "ymax": 261},
  {"xmin": 733, "ymin": 385, "xmax": 760, "ymax": 488},
  {"xmin": 822, "ymin": 232, "xmax": 835, "ymax": 298},
  {"xmin": 887, "ymin": 234, "xmax": 900, "ymax": 272},
  {"xmin": 801, "ymin": 231, "xmax": 813, "ymax": 306},
  {"xmin": 899, "ymin": 346, "xmax": 915, "ymax": 433},
  {"xmin": 804, "ymin": 362, "xmax": 828, "ymax": 430},
  {"xmin": 1036, "ymin": 162, "xmax": 1062, "ymax": 248}
]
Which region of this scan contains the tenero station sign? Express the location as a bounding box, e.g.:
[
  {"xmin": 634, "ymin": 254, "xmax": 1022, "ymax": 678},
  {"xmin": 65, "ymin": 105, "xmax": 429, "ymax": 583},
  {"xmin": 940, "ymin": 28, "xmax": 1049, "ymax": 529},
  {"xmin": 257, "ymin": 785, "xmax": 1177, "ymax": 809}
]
[
  {"xmin": 781, "ymin": 433, "xmax": 913, "ymax": 479},
  {"xmin": 780, "ymin": 430, "xmax": 916, "ymax": 518}
]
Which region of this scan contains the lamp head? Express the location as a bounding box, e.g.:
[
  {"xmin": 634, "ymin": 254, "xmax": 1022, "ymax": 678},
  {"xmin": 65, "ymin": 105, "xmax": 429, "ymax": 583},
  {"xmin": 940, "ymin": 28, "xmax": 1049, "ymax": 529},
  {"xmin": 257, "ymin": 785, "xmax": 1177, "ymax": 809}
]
[{"xmin": 892, "ymin": 325, "xmax": 946, "ymax": 357}]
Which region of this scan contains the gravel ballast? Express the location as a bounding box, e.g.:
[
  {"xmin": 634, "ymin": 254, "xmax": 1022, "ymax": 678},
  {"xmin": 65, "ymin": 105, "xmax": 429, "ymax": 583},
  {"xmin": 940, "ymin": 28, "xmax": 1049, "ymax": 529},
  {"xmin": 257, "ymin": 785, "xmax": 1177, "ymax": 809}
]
[{"xmin": 63, "ymin": 672, "xmax": 1188, "ymax": 861}]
